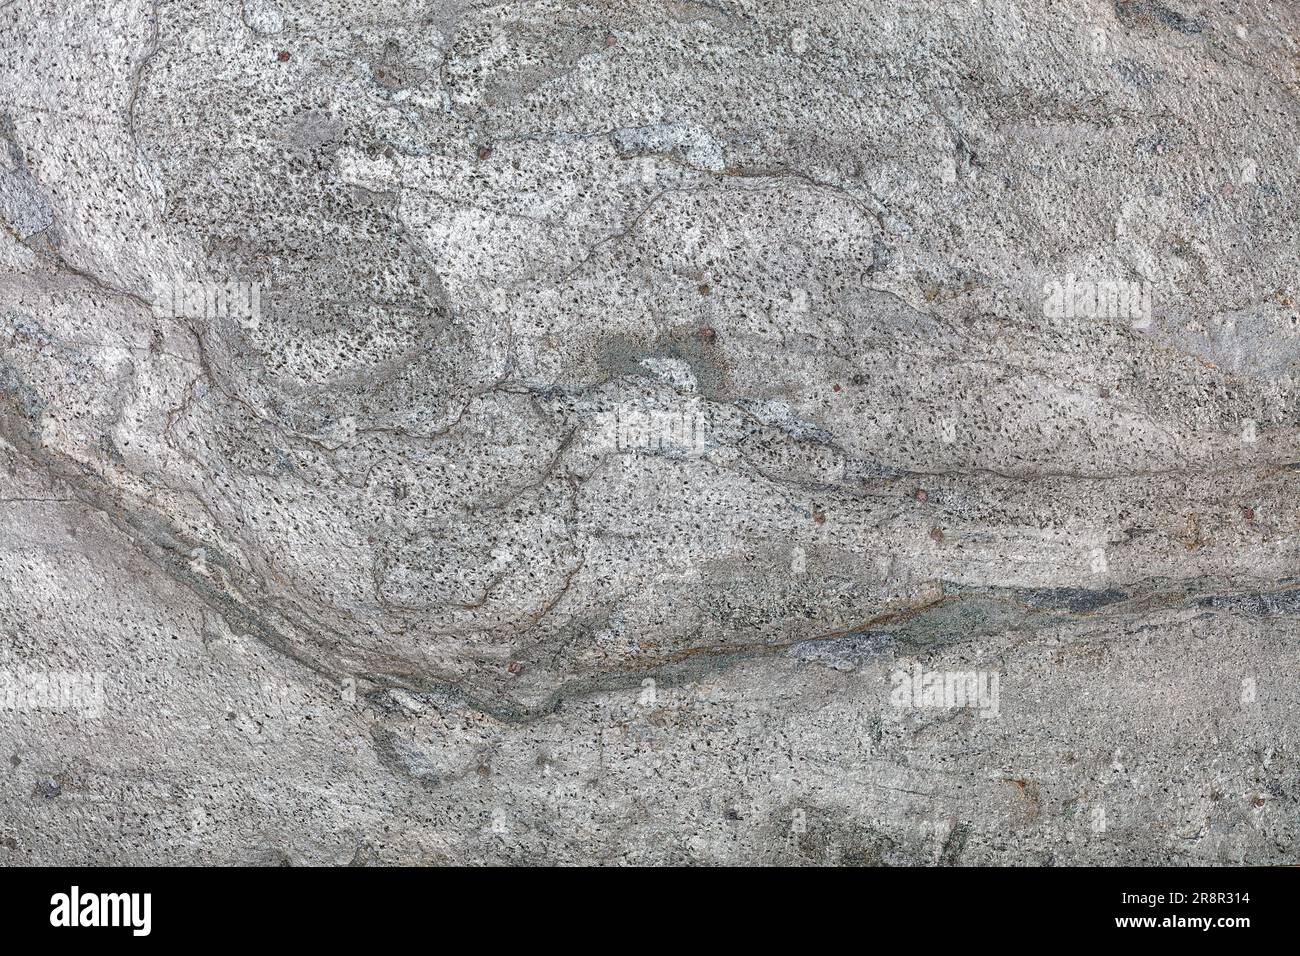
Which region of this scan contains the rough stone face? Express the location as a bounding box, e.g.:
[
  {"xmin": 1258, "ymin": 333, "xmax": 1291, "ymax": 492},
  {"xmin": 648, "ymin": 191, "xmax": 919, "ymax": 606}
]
[{"xmin": 1, "ymin": 0, "xmax": 1297, "ymax": 864}]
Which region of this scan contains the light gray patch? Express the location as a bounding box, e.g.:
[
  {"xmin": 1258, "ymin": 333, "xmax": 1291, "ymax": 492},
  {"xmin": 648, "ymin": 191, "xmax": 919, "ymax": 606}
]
[
  {"xmin": 0, "ymin": 169, "xmax": 53, "ymax": 239},
  {"xmin": 611, "ymin": 124, "xmax": 726, "ymax": 173}
]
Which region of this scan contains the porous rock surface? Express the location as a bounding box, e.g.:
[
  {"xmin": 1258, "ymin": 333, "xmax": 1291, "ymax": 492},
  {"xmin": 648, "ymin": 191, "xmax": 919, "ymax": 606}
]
[{"xmin": 0, "ymin": 0, "xmax": 1297, "ymax": 864}]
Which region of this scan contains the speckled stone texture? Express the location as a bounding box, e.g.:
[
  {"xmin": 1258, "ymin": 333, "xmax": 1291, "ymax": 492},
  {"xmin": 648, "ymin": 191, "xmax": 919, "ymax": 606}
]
[{"xmin": 1, "ymin": 0, "xmax": 1298, "ymax": 865}]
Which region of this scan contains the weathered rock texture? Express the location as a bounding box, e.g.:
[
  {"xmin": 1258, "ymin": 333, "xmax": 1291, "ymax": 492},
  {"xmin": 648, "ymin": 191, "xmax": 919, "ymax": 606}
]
[{"xmin": 1, "ymin": 0, "xmax": 1297, "ymax": 864}]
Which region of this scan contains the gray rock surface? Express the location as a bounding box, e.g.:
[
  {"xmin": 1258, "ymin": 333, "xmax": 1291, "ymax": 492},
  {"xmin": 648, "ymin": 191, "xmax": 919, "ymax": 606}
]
[{"xmin": 1, "ymin": 0, "xmax": 1297, "ymax": 864}]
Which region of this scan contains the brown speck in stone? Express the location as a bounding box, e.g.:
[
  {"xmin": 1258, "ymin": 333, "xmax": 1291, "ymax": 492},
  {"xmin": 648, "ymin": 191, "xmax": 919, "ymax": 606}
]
[
  {"xmin": 507, "ymin": 661, "xmax": 523, "ymax": 675},
  {"xmin": 697, "ymin": 283, "xmax": 710, "ymax": 295},
  {"xmin": 1221, "ymin": 182, "xmax": 1234, "ymax": 195},
  {"xmin": 1251, "ymin": 794, "xmax": 1266, "ymax": 807},
  {"xmin": 696, "ymin": 326, "xmax": 716, "ymax": 343},
  {"xmin": 476, "ymin": 764, "xmax": 491, "ymax": 778},
  {"xmin": 812, "ymin": 509, "xmax": 826, "ymax": 524},
  {"xmin": 604, "ymin": 33, "xmax": 616, "ymax": 48},
  {"xmin": 832, "ymin": 383, "xmax": 841, "ymax": 392},
  {"xmin": 929, "ymin": 527, "xmax": 944, "ymax": 543},
  {"xmin": 915, "ymin": 488, "xmax": 928, "ymax": 502},
  {"xmin": 376, "ymin": 69, "xmax": 385, "ymax": 79},
  {"xmin": 277, "ymin": 51, "xmax": 290, "ymax": 62},
  {"xmin": 1242, "ymin": 506, "xmax": 1255, "ymax": 521},
  {"xmin": 478, "ymin": 146, "xmax": 492, "ymax": 161}
]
